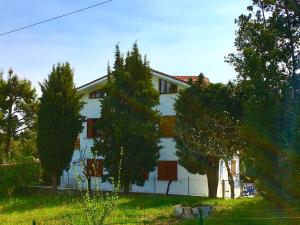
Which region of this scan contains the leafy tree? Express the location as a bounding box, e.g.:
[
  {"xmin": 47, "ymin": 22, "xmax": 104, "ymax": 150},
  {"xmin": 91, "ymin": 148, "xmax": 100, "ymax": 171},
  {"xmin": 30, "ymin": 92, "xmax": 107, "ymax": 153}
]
[
  {"xmin": 174, "ymin": 75, "xmax": 242, "ymax": 198},
  {"xmin": 0, "ymin": 69, "xmax": 37, "ymax": 160},
  {"xmin": 92, "ymin": 43, "xmax": 161, "ymax": 192},
  {"xmin": 37, "ymin": 63, "xmax": 84, "ymax": 192},
  {"xmin": 227, "ymin": 0, "xmax": 300, "ymax": 205},
  {"xmin": 176, "ymin": 112, "xmax": 242, "ymax": 199}
]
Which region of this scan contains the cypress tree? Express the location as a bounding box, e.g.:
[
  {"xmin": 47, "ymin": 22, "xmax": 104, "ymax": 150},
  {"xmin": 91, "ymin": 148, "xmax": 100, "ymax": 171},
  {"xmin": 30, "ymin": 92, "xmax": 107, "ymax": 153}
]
[
  {"xmin": 37, "ymin": 63, "xmax": 84, "ymax": 192},
  {"xmin": 92, "ymin": 43, "xmax": 161, "ymax": 192}
]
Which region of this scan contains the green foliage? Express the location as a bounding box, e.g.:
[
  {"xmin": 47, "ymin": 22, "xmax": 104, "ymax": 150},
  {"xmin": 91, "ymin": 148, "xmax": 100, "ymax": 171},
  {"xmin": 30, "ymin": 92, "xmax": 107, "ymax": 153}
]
[
  {"xmin": 0, "ymin": 160, "xmax": 41, "ymax": 197},
  {"xmin": 73, "ymin": 191, "xmax": 119, "ymax": 225},
  {"xmin": 92, "ymin": 43, "xmax": 161, "ymax": 192},
  {"xmin": 174, "ymin": 75, "xmax": 242, "ymax": 198},
  {"xmin": 10, "ymin": 130, "xmax": 38, "ymax": 158},
  {"xmin": 37, "ymin": 62, "xmax": 84, "ymax": 189},
  {"xmin": 0, "ymin": 69, "xmax": 37, "ymax": 160},
  {"xmin": 72, "ymin": 173, "xmax": 120, "ymax": 225},
  {"xmin": 175, "ymin": 75, "xmax": 219, "ymax": 176},
  {"xmin": 227, "ymin": 0, "xmax": 300, "ymax": 205}
]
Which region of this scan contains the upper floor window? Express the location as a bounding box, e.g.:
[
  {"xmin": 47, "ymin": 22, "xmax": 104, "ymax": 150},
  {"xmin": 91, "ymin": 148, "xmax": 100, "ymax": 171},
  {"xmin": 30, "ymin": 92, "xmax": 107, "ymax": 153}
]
[
  {"xmin": 159, "ymin": 79, "xmax": 177, "ymax": 94},
  {"xmin": 89, "ymin": 89, "xmax": 105, "ymax": 99}
]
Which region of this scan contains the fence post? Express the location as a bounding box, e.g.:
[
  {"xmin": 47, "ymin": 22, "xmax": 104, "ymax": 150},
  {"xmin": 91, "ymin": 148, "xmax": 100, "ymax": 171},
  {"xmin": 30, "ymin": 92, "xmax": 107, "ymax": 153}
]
[
  {"xmin": 153, "ymin": 176, "xmax": 156, "ymax": 193},
  {"xmin": 222, "ymin": 179, "xmax": 225, "ymax": 199},
  {"xmin": 240, "ymin": 179, "xmax": 243, "ymax": 197},
  {"xmin": 187, "ymin": 176, "xmax": 190, "ymax": 195}
]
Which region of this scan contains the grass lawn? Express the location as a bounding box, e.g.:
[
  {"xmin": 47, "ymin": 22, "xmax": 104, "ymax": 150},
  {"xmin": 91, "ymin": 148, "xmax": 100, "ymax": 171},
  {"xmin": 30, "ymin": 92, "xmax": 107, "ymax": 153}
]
[{"xmin": 0, "ymin": 193, "xmax": 299, "ymax": 225}]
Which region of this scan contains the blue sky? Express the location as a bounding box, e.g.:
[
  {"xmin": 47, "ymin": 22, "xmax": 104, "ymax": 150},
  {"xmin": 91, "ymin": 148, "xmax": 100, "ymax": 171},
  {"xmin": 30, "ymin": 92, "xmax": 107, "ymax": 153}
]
[{"xmin": 0, "ymin": 0, "xmax": 250, "ymax": 91}]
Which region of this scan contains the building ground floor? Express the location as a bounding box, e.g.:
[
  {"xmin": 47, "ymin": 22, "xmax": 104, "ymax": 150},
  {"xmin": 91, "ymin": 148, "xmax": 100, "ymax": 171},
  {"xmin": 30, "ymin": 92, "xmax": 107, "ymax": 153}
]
[{"xmin": 60, "ymin": 142, "xmax": 241, "ymax": 198}]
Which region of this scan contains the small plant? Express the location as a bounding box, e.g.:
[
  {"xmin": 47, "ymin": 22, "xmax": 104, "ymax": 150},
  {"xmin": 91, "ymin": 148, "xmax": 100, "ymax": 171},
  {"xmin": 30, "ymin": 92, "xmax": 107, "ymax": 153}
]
[{"xmin": 72, "ymin": 147, "xmax": 123, "ymax": 225}]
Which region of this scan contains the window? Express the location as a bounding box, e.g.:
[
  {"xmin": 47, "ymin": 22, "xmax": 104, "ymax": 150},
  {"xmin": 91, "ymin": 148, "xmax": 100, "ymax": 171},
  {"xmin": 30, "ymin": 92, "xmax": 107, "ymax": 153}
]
[
  {"xmin": 231, "ymin": 160, "xmax": 236, "ymax": 176},
  {"xmin": 89, "ymin": 89, "xmax": 105, "ymax": 99},
  {"xmin": 158, "ymin": 161, "xmax": 178, "ymax": 181},
  {"xmin": 159, "ymin": 79, "xmax": 177, "ymax": 94},
  {"xmin": 74, "ymin": 136, "xmax": 80, "ymax": 149},
  {"xmin": 87, "ymin": 118, "xmax": 99, "ymax": 138},
  {"xmin": 160, "ymin": 116, "xmax": 176, "ymax": 137},
  {"xmin": 86, "ymin": 159, "xmax": 103, "ymax": 177}
]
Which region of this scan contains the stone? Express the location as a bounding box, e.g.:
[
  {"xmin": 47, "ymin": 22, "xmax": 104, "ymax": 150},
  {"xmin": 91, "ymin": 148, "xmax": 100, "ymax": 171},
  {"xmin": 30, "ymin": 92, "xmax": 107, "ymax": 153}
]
[
  {"xmin": 181, "ymin": 206, "xmax": 193, "ymax": 219},
  {"xmin": 174, "ymin": 204, "xmax": 213, "ymax": 219},
  {"xmin": 192, "ymin": 205, "xmax": 213, "ymax": 218},
  {"xmin": 174, "ymin": 204, "xmax": 183, "ymax": 216}
]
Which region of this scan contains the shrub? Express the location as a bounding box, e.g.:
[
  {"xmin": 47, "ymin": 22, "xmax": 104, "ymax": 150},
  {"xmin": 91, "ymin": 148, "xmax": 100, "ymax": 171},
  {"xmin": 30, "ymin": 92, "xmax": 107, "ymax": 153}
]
[{"xmin": 0, "ymin": 161, "xmax": 41, "ymax": 196}]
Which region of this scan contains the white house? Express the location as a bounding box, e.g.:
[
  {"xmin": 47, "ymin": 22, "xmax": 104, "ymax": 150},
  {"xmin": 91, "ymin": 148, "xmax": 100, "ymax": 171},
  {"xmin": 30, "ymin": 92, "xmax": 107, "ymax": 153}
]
[{"xmin": 60, "ymin": 69, "xmax": 241, "ymax": 198}]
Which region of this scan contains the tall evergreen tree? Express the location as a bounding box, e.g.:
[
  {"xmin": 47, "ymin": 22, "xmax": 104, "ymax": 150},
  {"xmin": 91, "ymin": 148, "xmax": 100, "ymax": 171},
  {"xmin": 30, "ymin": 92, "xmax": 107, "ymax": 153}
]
[
  {"xmin": 92, "ymin": 43, "xmax": 161, "ymax": 192},
  {"xmin": 37, "ymin": 63, "xmax": 84, "ymax": 192},
  {"xmin": 227, "ymin": 0, "xmax": 300, "ymax": 205},
  {"xmin": 0, "ymin": 69, "xmax": 37, "ymax": 160}
]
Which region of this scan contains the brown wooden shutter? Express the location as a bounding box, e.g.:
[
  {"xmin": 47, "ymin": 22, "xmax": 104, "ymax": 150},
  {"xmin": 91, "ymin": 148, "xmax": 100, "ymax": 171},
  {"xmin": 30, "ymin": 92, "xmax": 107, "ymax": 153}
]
[
  {"xmin": 160, "ymin": 116, "xmax": 176, "ymax": 137},
  {"xmin": 86, "ymin": 159, "xmax": 103, "ymax": 177},
  {"xmin": 158, "ymin": 161, "xmax": 177, "ymax": 181},
  {"xmin": 87, "ymin": 119, "xmax": 98, "ymax": 138},
  {"xmin": 87, "ymin": 119, "xmax": 94, "ymax": 138}
]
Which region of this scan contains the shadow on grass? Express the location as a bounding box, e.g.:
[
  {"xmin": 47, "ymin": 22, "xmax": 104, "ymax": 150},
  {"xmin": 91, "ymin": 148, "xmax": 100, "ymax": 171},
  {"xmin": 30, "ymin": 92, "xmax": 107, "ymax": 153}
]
[
  {"xmin": 117, "ymin": 194, "xmax": 206, "ymax": 210},
  {"xmin": 0, "ymin": 193, "xmax": 202, "ymax": 218},
  {"xmin": 0, "ymin": 194, "xmax": 80, "ymax": 214}
]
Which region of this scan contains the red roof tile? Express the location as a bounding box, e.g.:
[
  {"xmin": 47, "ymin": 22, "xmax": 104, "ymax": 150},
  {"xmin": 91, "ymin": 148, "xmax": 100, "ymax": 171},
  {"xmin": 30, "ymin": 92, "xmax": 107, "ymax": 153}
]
[
  {"xmin": 173, "ymin": 76, "xmax": 198, "ymax": 82},
  {"xmin": 173, "ymin": 75, "xmax": 209, "ymax": 83}
]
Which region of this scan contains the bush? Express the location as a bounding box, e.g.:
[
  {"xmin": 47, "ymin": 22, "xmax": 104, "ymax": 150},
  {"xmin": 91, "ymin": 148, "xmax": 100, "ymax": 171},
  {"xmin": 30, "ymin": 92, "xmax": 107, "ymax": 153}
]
[{"xmin": 0, "ymin": 161, "xmax": 41, "ymax": 196}]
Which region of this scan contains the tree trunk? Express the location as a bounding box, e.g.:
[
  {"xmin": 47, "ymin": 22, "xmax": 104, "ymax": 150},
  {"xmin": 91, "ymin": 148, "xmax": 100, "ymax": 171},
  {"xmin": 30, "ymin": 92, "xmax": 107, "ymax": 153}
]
[
  {"xmin": 206, "ymin": 158, "xmax": 219, "ymax": 198},
  {"xmin": 166, "ymin": 180, "xmax": 173, "ymax": 196},
  {"xmin": 51, "ymin": 174, "xmax": 58, "ymax": 194},
  {"xmin": 225, "ymin": 161, "xmax": 235, "ymax": 199},
  {"xmin": 4, "ymin": 134, "xmax": 11, "ymax": 158},
  {"xmin": 87, "ymin": 177, "xmax": 92, "ymax": 195},
  {"xmin": 123, "ymin": 177, "xmax": 130, "ymax": 193}
]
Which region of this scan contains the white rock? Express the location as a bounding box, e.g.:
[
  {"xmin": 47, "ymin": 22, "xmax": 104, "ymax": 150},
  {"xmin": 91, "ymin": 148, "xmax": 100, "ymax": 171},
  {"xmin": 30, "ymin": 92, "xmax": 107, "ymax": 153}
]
[
  {"xmin": 182, "ymin": 206, "xmax": 193, "ymax": 219},
  {"xmin": 174, "ymin": 204, "xmax": 183, "ymax": 216}
]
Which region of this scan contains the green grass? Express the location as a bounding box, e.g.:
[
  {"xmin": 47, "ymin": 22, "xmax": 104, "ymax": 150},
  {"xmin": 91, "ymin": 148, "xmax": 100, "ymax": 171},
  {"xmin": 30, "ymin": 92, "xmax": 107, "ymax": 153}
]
[
  {"xmin": 0, "ymin": 194, "xmax": 200, "ymax": 224},
  {"xmin": 0, "ymin": 194, "xmax": 299, "ymax": 225},
  {"xmin": 185, "ymin": 197, "xmax": 300, "ymax": 225}
]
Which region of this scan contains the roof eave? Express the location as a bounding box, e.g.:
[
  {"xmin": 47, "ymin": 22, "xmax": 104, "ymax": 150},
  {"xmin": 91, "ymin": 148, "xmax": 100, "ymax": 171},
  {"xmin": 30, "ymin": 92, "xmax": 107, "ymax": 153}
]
[{"xmin": 77, "ymin": 69, "xmax": 190, "ymax": 92}]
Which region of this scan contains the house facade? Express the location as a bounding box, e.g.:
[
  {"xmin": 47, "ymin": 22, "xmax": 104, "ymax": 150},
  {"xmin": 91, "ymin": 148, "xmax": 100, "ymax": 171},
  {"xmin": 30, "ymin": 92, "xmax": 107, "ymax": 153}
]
[{"xmin": 60, "ymin": 69, "xmax": 241, "ymax": 198}]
